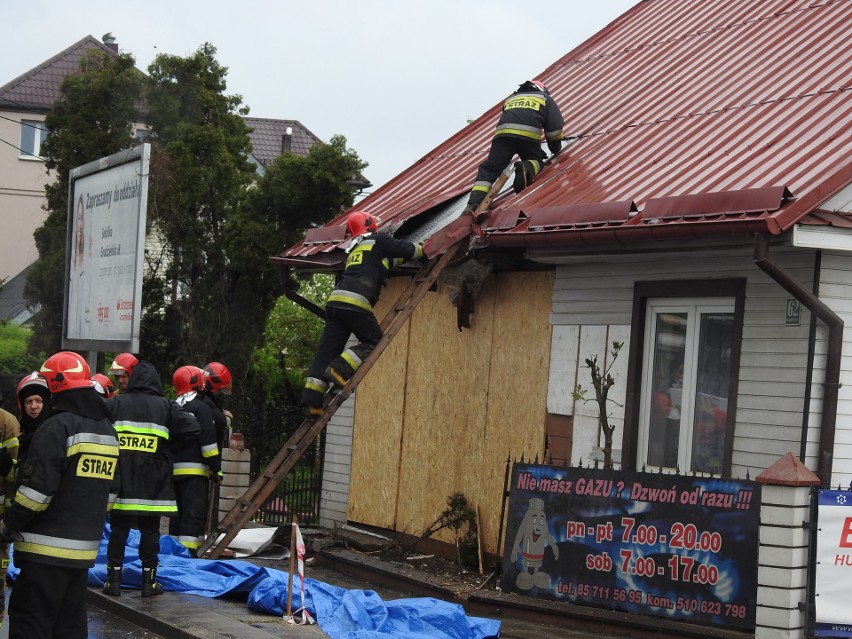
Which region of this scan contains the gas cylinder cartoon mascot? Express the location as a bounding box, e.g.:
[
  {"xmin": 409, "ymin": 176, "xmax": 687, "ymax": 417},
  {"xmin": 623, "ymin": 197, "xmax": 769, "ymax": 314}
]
[{"xmin": 511, "ymin": 497, "xmax": 560, "ymax": 590}]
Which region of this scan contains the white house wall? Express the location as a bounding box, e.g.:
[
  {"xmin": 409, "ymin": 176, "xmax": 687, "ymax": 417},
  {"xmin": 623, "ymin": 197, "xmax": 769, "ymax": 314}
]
[
  {"xmin": 548, "ymin": 245, "xmax": 825, "ymax": 480},
  {"xmin": 0, "ymin": 110, "xmax": 50, "ymax": 280},
  {"xmin": 318, "ymin": 392, "xmax": 355, "ymax": 529}
]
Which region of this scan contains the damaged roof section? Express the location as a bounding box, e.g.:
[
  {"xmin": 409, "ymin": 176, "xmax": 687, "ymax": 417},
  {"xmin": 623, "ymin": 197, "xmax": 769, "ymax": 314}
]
[{"xmin": 275, "ymin": 0, "xmax": 852, "ymax": 269}]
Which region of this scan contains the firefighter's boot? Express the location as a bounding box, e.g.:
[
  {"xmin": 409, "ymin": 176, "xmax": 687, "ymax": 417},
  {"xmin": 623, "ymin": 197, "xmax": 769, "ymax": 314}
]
[
  {"xmin": 325, "ymin": 344, "xmax": 375, "ymax": 390},
  {"xmin": 302, "ymin": 377, "xmax": 328, "ymax": 419},
  {"xmin": 512, "ymin": 160, "xmax": 541, "ymax": 194},
  {"xmin": 141, "ymin": 567, "xmax": 164, "ymax": 597},
  {"xmin": 102, "ymin": 565, "xmax": 122, "ymax": 597}
]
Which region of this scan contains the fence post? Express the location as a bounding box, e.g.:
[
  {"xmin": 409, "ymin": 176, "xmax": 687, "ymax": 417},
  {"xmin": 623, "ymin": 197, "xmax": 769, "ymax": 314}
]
[
  {"xmin": 754, "ymin": 452, "xmax": 821, "ymax": 639},
  {"xmin": 220, "ymin": 445, "xmax": 252, "ymax": 525}
]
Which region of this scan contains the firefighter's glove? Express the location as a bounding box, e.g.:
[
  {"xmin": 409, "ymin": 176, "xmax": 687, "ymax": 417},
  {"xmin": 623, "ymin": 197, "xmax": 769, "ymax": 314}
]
[
  {"xmin": 0, "ymin": 449, "xmax": 12, "ymax": 478},
  {"xmin": 548, "ymin": 140, "xmax": 563, "ymax": 155}
]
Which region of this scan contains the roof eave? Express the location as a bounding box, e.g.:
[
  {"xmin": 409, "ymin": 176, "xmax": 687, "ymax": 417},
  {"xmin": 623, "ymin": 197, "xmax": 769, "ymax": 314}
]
[{"xmin": 484, "ymin": 217, "xmax": 786, "ymax": 250}]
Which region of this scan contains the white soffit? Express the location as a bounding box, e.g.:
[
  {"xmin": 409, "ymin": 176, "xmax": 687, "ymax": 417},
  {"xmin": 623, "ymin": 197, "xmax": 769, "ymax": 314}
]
[
  {"xmin": 793, "ymin": 183, "xmax": 852, "ymax": 252},
  {"xmin": 792, "ymin": 225, "xmax": 852, "ymax": 252}
]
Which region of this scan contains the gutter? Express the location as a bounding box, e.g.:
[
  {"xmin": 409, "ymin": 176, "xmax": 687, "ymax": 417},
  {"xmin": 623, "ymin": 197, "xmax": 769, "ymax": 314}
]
[{"xmin": 753, "ymin": 234, "xmax": 842, "ymax": 486}]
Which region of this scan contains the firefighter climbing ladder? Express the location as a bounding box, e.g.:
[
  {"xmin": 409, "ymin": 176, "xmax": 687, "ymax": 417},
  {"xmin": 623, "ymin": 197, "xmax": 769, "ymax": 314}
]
[{"xmin": 199, "ymin": 241, "xmax": 462, "ymax": 559}]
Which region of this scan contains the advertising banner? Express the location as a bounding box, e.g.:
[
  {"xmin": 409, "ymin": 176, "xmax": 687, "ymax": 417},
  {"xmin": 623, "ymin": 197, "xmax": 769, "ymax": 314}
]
[
  {"xmin": 64, "ymin": 144, "xmax": 149, "ymax": 352},
  {"xmin": 815, "ymin": 489, "xmax": 852, "ymax": 637},
  {"xmin": 500, "ymin": 464, "xmax": 760, "ymax": 630}
]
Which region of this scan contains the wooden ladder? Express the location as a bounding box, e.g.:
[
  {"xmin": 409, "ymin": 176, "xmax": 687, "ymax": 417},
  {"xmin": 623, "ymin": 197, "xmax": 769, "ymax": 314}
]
[{"xmin": 199, "ymin": 241, "xmax": 462, "ymax": 558}]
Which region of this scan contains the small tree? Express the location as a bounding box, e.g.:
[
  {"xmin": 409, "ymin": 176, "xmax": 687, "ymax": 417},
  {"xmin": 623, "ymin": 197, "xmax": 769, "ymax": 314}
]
[
  {"xmin": 396, "ymin": 492, "xmax": 477, "ymax": 564},
  {"xmin": 572, "ymin": 341, "xmax": 624, "ymax": 469}
]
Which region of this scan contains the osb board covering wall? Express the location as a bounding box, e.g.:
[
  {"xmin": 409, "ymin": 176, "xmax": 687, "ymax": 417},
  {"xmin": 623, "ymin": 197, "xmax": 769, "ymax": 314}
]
[{"xmin": 348, "ymin": 270, "xmax": 554, "ymax": 554}]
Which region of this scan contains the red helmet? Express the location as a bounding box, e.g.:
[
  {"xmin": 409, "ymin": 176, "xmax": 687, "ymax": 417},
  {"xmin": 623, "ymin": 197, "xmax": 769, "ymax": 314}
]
[
  {"xmin": 17, "ymin": 372, "xmax": 50, "ymax": 412},
  {"xmin": 39, "ymin": 351, "xmax": 91, "ymax": 394},
  {"xmin": 173, "ymin": 365, "xmax": 206, "ymax": 396},
  {"xmin": 91, "ymin": 373, "xmax": 114, "ymax": 398},
  {"xmin": 108, "ymin": 352, "xmax": 138, "ymax": 377},
  {"xmin": 203, "ymin": 362, "xmax": 232, "ymax": 395},
  {"xmin": 346, "ymin": 211, "xmax": 377, "ymax": 237}
]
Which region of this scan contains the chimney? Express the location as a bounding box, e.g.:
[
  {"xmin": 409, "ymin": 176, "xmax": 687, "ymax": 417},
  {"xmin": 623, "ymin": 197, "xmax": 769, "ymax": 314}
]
[
  {"xmin": 102, "ymin": 33, "xmax": 118, "ymax": 53},
  {"xmin": 281, "ymin": 126, "xmax": 293, "ymax": 154}
]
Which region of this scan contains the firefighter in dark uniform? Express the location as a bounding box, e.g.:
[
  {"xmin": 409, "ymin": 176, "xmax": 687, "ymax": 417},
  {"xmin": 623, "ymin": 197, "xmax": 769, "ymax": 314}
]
[
  {"xmin": 199, "ymin": 362, "xmax": 232, "ymax": 530},
  {"xmin": 301, "ymin": 211, "xmax": 424, "ymax": 418},
  {"xmin": 102, "ymin": 360, "xmax": 200, "ymax": 597},
  {"xmin": 170, "ymin": 366, "xmax": 221, "ymax": 554},
  {"xmin": 1, "ymin": 352, "xmax": 120, "ymax": 639},
  {"xmin": 0, "ymin": 403, "xmax": 20, "ymax": 631},
  {"xmin": 201, "ymin": 361, "xmax": 232, "ymax": 454},
  {"xmin": 465, "ymin": 80, "xmax": 565, "ymax": 215}
]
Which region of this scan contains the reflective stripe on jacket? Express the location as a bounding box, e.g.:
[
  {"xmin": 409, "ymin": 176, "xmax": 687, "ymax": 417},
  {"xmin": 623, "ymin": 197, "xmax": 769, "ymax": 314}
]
[
  {"xmin": 493, "ymin": 88, "xmax": 565, "ymax": 143},
  {"xmin": 327, "ymin": 233, "xmax": 422, "ymax": 312},
  {"xmin": 4, "ymin": 388, "xmax": 119, "ymax": 568},
  {"xmin": 106, "ymin": 362, "xmax": 200, "ymax": 517}
]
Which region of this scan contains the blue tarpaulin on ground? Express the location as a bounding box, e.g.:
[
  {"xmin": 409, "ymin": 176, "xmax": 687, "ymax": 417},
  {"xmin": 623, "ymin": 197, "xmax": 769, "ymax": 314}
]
[{"xmin": 9, "ymin": 527, "xmax": 501, "ymax": 639}]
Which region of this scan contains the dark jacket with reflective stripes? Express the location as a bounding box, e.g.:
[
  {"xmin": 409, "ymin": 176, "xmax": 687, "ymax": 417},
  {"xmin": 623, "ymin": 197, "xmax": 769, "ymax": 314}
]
[
  {"xmin": 200, "ymin": 392, "xmax": 228, "ymax": 454},
  {"xmin": 106, "ymin": 361, "xmax": 200, "ymax": 517},
  {"xmin": 171, "ymin": 393, "xmax": 221, "ymax": 479},
  {"xmin": 4, "ymin": 388, "xmax": 119, "ymax": 568},
  {"xmin": 327, "ymin": 233, "xmax": 423, "ymax": 312},
  {"xmin": 493, "ymin": 86, "xmax": 565, "ymax": 144}
]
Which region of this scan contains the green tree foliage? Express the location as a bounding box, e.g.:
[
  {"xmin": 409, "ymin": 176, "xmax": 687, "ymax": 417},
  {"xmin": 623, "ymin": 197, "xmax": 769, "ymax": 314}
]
[
  {"xmin": 141, "ymin": 43, "xmax": 257, "ymax": 374},
  {"xmin": 251, "ymin": 274, "xmax": 334, "ymax": 407},
  {"xmin": 248, "ymin": 134, "xmax": 368, "ymax": 248},
  {"xmin": 0, "ymin": 323, "xmax": 43, "ymax": 374},
  {"xmin": 24, "ymin": 42, "xmax": 366, "ymax": 407},
  {"xmin": 25, "ymin": 51, "xmax": 144, "ymax": 354}
]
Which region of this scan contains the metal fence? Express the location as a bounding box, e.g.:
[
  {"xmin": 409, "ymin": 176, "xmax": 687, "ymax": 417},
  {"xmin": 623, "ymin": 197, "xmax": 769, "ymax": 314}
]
[{"xmin": 240, "ymin": 406, "xmax": 325, "ymax": 526}]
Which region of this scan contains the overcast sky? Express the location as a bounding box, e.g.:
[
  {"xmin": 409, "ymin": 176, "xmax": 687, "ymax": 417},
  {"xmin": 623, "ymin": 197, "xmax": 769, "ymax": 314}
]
[{"xmin": 2, "ymin": 0, "xmax": 636, "ymax": 192}]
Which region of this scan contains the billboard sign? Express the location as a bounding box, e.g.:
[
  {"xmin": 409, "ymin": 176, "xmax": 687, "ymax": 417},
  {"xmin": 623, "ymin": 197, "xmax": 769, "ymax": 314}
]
[
  {"xmin": 815, "ymin": 489, "xmax": 852, "ymax": 637},
  {"xmin": 500, "ymin": 463, "xmax": 760, "ymax": 630},
  {"xmin": 63, "ymin": 144, "xmax": 149, "ymax": 352}
]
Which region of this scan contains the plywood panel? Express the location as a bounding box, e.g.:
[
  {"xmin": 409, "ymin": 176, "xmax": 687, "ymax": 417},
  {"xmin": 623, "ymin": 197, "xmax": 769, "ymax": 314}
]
[
  {"xmin": 347, "ymin": 277, "xmax": 411, "ymax": 528},
  {"xmin": 349, "ymin": 270, "xmax": 554, "ymax": 555},
  {"xmin": 478, "ymin": 272, "xmax": 554, "ymax": 553},
  {"xmin": 394, "ymin": 272, "xmax": 495, "ymax": 546}
]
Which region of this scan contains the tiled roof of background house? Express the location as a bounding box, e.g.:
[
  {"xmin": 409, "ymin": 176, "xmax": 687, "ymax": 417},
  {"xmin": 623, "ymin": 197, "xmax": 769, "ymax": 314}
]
[
  {"xmin": 244, "ymin": 117, "xmax": 323, "ymax": 166},
  {"xmin": 244, "ymin": 117, "xmax": 371, "ymax": 188},
  {"xmin": 0, "ymin": 35, "xmax": 116, "ymax": 111},
  {"xmin": 277, "ymin": 0, "xmax": 852, "ymax": 263}
]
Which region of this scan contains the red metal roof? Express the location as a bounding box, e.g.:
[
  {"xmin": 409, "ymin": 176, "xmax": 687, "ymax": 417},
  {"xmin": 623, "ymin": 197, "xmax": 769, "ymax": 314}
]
[{"xmin": 278, "ymin": 0, "xmax": 852, "ymax": 265}]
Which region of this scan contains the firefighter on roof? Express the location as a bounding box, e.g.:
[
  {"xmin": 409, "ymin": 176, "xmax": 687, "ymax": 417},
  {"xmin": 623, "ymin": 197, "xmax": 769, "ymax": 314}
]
[
  {"xmin": 301, "ymin": 211, "xmax": 423, "ymax": 418},
  {"xmin": 465, "ymin": 80, "xmax": 565, "ymax": 215}
]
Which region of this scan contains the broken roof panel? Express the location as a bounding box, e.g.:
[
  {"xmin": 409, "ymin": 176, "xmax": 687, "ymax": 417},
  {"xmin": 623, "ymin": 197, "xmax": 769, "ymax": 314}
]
[{"xmin": 277, "ymin": 0, "xmax": 852, "ymax": 266}]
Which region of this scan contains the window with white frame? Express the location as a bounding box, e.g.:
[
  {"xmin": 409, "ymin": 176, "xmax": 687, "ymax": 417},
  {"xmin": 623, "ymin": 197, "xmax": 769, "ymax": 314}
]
[
  {"xmin": 637, "ymin": 298, "xmax": 735, "ymax": 474},
  {"xmin": 19, "ymin": 119, "xmax": 49, "ymax": 159}
]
